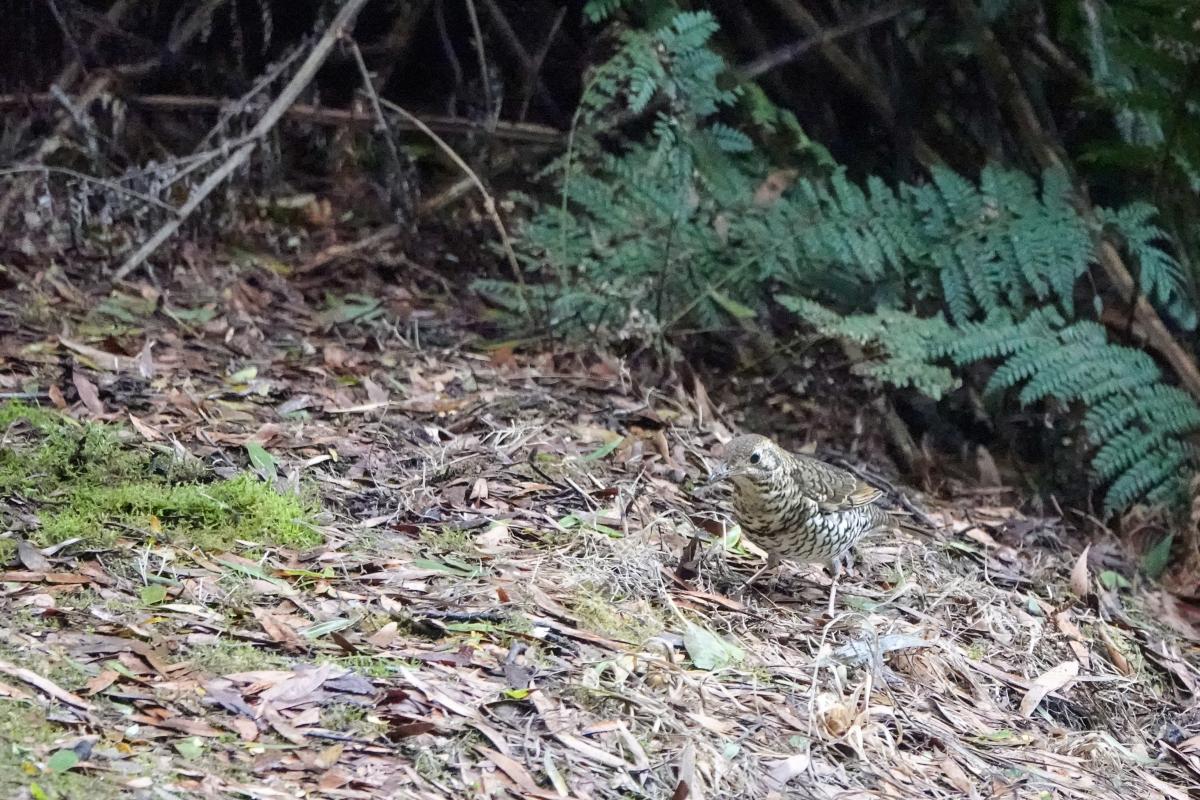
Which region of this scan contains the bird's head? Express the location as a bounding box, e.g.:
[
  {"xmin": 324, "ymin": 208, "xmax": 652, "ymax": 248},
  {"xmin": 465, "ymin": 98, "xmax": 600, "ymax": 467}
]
[{"xmin": 705, "ymin": 434, "xmax": 782, "ymax": 486}]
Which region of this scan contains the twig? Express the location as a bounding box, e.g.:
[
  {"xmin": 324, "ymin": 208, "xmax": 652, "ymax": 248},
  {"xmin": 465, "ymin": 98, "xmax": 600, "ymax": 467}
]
[
  {"xmin": 434, "ymin": 0, "xmax": 462, "ymax": 115},
  {"xmin": 463, "ymin": 0, "xmax": 496, "ymax": 128},
  {"xmin": 374, "ymin": 93, "xmax": 528, "ymax": 309},
  {"xmin": 0, "ymin": 75, "xmax": 113, "ymax": 231},
  {"xmin": 737, "ymin": 1, "xmax": 913, "ymax": 80},
  {"xmin": 520, "ymin": 6, "xmax": 567, "ymax": 122},
  {"xmin": 297, "ymin": 153, "xmax": 515, "ymax": 275},
  {"xmin": 46, "ymin": 0, "xmax": 89, "ymax": 78},
  {"xmin": 763, "ymin": 0, "xmax": 940, "ymax": 168},
  {"xmin": 374, "ymin": 0, "xmax": 432, "ymax": 90},
  {"xmin": 479, "ymin": 0, "xmax": 565, "ymax": 122},
  {"xmin": 948, "ymin": 0, "xmax": 1200, "ymax": 406},
  {"xmin": 346, "ymin": 35, "xmax": 412, "ymax": 220},
  {"xmin": 0, "ymin": 1, "xmax": 212, "ymax": 232},
  {"xmin": 110, "ymin": 0, "xmax": 371, "ymax": 283},
  {"xmin": 0, "ymin": 166, "xmax": 177, "ymax": 214},
  {"xmin": 0, "ymin": 94, "xmax": 566, "ymax": 145},
  {"xmin": 194, "ymin": 41, "xmax": 309, "ymax": 154}
]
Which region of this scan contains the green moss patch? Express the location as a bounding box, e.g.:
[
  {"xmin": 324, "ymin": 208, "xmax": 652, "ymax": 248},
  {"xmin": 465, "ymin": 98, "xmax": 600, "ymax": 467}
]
[
  {"xmin": 0, "ymin": 402, "xmax": 320, "ymax": 552},
  {"xmin": 0, "ymin": 702, "xmax": 124, "ymax": 800}
]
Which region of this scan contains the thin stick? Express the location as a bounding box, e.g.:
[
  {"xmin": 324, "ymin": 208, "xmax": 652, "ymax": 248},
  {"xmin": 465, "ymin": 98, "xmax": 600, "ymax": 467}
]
[
  {"xmin": 463, "ymin": 0, "xmax": 497, "ymax": 127},
  {"xmin": 111, "ymin": 0, "xmax": 371, "ymax": 283},
  {"xmin": 737, "ymin": 2, "xmax": 912, "ymax": 80},
  {"xmin": 479, "ymin": 0, "xmax": 565, "ymax": 122},
  {"xmin": 0, "ymin": 166, "xmax": 178, "ymax": 214},
  {"xmin": 347, "ymin": 34, "xmax": 410, "ymax": 215},
  {"xmin": 0, "ymin": 94, "xmax": 566, "ymax": 145},
  {"xmin": 518, "ymin": 5, "xmax": 567, "ymax": 122},
  {"xmin": 374, "ymin": 92, "xmax": 528, "ymax": 309}
]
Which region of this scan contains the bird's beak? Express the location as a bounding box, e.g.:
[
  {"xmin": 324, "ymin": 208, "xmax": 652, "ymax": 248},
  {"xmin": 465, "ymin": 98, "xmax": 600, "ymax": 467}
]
[{"xmin": 704, "ymin": 463, "xmax": 730, "ymax": 485}]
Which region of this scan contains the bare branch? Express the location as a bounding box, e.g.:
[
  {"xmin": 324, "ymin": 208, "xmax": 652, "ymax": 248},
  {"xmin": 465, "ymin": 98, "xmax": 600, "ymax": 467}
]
[{"xmin": 111, "ymin": 0, "xmax": 372, "ymax": 283}]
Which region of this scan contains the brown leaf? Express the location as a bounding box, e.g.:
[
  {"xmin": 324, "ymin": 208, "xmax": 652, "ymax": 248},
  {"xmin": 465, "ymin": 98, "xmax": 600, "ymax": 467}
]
[
  {"xmin": 974, "ymin": 445, "xmax": 1003, "ymax": 487},
  {"xmin": 1071, "ymin": 544, "xmax": 1091, "ymax": 599},
  {"xmin": 16, "ymin": 540, "xmax": 50, "ymax": 572},
  {"xmin": 489, "ymin": 345, "xmax": 518, "ymax": 369},
  {"xmin": 367, "ymin": 622, "xmax": 399, "ymax": 649},
  {"xmin": 766, "ymin": 751, "xmax": 811, "ymax": 787},
  {"xmin": 362, "ymin": 376, "xmax": 389, "ymax": 404},
  {"xmin": 317, "ymin": 770, "xmax": 350, "ymax": 791},
  {"xmin": 1099, "ymin": 624, "xmax": 1133, "ymax": 676},
  {"xmin": 47, "ymin": 384, "xmax": 67, "ymax": 409},
  {"xmin": 135, "ymin": 340, "xmax": 155, "ymax": 379},
  {"xmin": 60, "ymin": 336, "xmax": 129, "ymax": 371},
  {"xmin": 476, "ymin": 746, "xmax": 559, "ymax": 799},
  {"xmin": 128, "ymin": 413, "xmax": 163, "ymax": 441},
  {"xmin": 266, "ymin": 713, "xmax": 307, "ymax": 745},
  {"xmin": 253, "ymin": 610, "xmax": 306, "ymax": 652},
  {"xmin": 940, "ymin": 755, "xmax": 974, "ymax": 794},
  {"xmin": 753, "ymin": 169, "xmax": 797, "ymax": 207},
  {"xmin": 84, "ymin": 670, "xmax": 120, "ymax": 696},
  {"xmin": 131, "ymin": 714, "xmax": 222, "ymax": 737},
  {"xmin": 1054, "ymin": 610, "xmax": 1092, "ymax": 670},
  {"xmin": 72, "ymin": 370, "xmax": 105, "ymax": 416},
  {"xmin": 0, "ymin": 679, "xmax": 34, "ymax": 701},
  {"xmin": 389, "ymin": 718, "xmax": 439, "ymax": 737},
  {"xmin": 312, "ymin": 743, "xmax": 344, "ymax": 769},
  {"xmin": 231, "ymin": 717, "xmax": 258, "ymax": 741},
  {"xmin": 323, "ymin": 344, "xmax": 350, "ymax": 369},
  {"xmin": 259, "ymin": 664, "xmax": 335, "ymax": 709},
  {"xmin": 1018, "ymin": 661, "xmax": 1079, "ymax": 717},
  {"xmin": 470, "ymin": 478, "xmax": 489, "ymax": 502},
  {"xmin": 0, "ymin": 659, "xmax": 92, "ymax": 710}
]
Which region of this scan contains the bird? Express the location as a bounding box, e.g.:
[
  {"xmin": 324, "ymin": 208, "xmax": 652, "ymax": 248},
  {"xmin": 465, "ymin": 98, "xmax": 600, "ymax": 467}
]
[{"xmin": 705, "ymin": 433, "xmax": 899, "ymax": 613}]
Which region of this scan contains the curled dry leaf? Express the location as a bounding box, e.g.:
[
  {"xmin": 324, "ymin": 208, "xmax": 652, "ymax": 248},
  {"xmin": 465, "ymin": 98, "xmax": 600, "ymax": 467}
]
[
  {"xmin": 1071, "ymin": 544, "xmax": 1091, "ymax": 599},
  {"xmin": 1019, "ymin": 660, "xmax": 1079, "ymax": 717},
  {"xmin": 766, "ymin": 751, "xmax": 811, "ymax": 788},
  {"xmin": 940, "ymin": 754, "xmax": 975, "ymax": 795},
  {"xmin": 16, "ymin": 539, "xmax": 50, "ymax": 572},
  {"xmin": 1099, "ymin": 624, "xmax": 1133, "ymax": 676},
  {"xmin": 814, "ymin": 691, "xmax": 857, "ymax": 738},
  {"xmin": 60, "ymin": 336, "xmax": 129, "ymax": 371},
  {"xmin": 47, "ymin": 383, "xmax": 67, "ymax": 409},
  {"xmin": 753, "ymin": 169, "xmax": 798, "ymax": 207},
  {"xmin": 128, "ymin": 413, "xmax": 163, "ymax": 441},
  {"xmin": 72, "ymin": 370, "xmax": 105, "ymax": 416}
]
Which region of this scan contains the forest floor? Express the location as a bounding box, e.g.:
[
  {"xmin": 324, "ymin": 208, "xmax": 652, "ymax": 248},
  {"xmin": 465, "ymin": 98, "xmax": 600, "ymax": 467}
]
[{"xmin": 1, "ymin": 238, "xmax": 1200, "ymax": 800}]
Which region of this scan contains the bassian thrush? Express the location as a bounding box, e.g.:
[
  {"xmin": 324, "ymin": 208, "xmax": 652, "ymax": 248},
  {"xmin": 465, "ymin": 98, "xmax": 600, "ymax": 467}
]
[{"xmin": 706, "ymin": 433, "xmax": 897, "ymax": 612}]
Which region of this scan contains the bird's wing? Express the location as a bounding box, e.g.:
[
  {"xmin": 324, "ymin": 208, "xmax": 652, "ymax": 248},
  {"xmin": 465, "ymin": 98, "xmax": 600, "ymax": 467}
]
[{"xmin": 789, "ymin": 454, "xmax": 883, "ymax": 511}]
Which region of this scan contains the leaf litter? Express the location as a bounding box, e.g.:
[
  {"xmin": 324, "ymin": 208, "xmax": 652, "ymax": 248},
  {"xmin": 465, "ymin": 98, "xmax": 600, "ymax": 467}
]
[{"xmin": 0, "ymin": 254, "xmax": 1197, "ymax": 799}]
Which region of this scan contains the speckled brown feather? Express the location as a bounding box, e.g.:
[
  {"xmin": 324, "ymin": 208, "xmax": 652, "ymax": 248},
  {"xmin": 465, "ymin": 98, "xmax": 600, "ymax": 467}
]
[{"xmin": 711, "ymin": 434, "xmax": 894, "ymax": 569}]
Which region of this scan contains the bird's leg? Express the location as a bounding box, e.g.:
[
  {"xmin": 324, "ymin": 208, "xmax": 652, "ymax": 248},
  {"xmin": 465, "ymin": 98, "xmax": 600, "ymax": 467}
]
[
  {"xmin": 743, "ymin": 551, "xmax": 780, "ymax": 591},
  {"xmin": 825, "ymin": 553, "xmax": 846, "ymax": 616}
]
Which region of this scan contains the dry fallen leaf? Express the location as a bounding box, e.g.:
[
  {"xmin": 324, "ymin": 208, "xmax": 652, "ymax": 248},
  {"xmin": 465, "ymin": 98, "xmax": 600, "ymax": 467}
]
[
  {"xmin": 16, "ymin": 540, "xmax": 49, "ymax": 572},
  {"xmin": 1019, "ymin": 660, "xmax": 1079, "ymax": 717},
  {"xmin": 128, "ymin": 413, "xmax": 164, "ymax": 441},
  {"xmin": 47, "ymin": 383, "xmax": 67, "ymax": 409},
  {"xmin": 231, "ymin": 717, "xmax": 258, "ymax": 741},
  {"xmin": 60, "ymin": 336, "xmax": 129, "ymax": 371},
  {"xmin": 753, "ymin": 168, "xmax": 798, "ymax": 207},
  {"xmin": 368, "ymin": 621, "xmax": 399, "ymax": 648},
  {"xmin": 72, "ymin": 370, "xmax": 105, "ymax": 416},
  {"xmin": 766, "ymin": 751, "xmax": 811, "ymax": 787},
  {"xmin": 1099, "ymin": 624, "xmax": 1133, "ymax": 676},
  {"xmin": 940, "ymin": 754, "xmax": 974, "ymax": 794},
  {"xmin": 1071, "ymin": 544, "xmax": 1091, "ymax": 599}
]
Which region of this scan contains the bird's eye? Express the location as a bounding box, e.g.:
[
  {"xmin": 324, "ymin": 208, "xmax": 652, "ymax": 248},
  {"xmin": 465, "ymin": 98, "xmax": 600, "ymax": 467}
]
[{"xmin": 749, "ymin": 452, "xmax": 761, "ymax": 465}]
